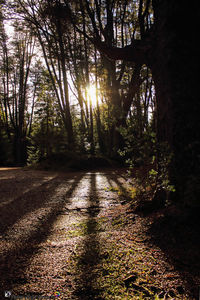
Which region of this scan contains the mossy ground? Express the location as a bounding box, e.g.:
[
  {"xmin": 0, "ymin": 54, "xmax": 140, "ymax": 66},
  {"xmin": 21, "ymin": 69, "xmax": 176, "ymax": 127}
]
[
  {"xmin": 0, "ymin": 168, "xmax": 198, "ymax": 299},
  {"xmin": 66, "ymin": 203, "xmax": 189, "ymax": 299}
]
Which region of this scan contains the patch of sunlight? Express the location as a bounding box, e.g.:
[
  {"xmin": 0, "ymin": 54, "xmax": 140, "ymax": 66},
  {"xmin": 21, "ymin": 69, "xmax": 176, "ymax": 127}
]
[{"xmin": 86, "ymin": 84, "xmax": 101, "ymax": 108}]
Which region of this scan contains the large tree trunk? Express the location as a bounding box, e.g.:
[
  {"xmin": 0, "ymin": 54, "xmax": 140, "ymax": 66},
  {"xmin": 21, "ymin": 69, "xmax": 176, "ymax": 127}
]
[
  {"xmin": 13, "ymin": 129, "xmax": 27, "ymax": 165},
  {"xmin": 151, "ymin": 0, "xmax": 200, "ymax": 206}
]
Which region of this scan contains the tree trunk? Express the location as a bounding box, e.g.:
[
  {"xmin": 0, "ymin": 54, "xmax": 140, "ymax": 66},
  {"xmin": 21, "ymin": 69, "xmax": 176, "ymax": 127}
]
[
  {"xmin": 57, "ymin": 20, "xmax": 74, "ymax": 149},
  {"xmin": 151, "ymin": 0, "xmax": 200, "ymax": 206},
  {"xmin": 13, "ymin": 129, "xmax": 27, "ymax": 165},
  {"xmin": 99, "ymin": 0, "xmax": 200, "ymax": 205}
]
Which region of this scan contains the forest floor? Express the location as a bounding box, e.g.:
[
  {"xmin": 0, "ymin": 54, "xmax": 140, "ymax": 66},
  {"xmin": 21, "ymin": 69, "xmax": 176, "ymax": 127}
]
[{"xmin": 0, "ymin": 168, "xmax": 199, "ymax": 300}]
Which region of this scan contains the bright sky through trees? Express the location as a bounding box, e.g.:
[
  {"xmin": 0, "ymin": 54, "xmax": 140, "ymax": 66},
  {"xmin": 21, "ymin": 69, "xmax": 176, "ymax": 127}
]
[{"xmin": 87, "ymin": 85, "xmax": 99, "ymax": 108}]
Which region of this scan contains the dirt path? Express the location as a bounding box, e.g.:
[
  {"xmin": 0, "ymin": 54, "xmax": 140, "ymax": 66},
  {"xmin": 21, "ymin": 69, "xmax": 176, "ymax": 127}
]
[{"xmin": 0, "ymin": 168, "xmax": 199, "ymax": 299}]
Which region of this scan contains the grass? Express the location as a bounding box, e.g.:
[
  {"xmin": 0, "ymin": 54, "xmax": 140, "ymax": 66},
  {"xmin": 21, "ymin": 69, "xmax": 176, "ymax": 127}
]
[
  {"xmin": 62, "ymin": 188, "xmax": 188, "ymax": 299},
  {"xmin": 65, "ymin": 211, "xmax": 167, "ymax": 299}
]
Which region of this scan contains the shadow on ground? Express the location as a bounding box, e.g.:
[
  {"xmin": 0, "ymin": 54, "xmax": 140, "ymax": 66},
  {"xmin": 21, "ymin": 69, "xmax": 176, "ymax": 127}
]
[
  {"xmin": 73, "ymin": 173, "xmax": 104, "ymax": 300},
  {"xmin": 0, "ymin": 172, "xmax": 84, "ymax": 297},
  {"xmin": 146, "ymin": 207, "xmax": 200, "ymax": 299},
  {"xmin": 0, "ymin": 176, "xmax": 60, "ymax": 235}
]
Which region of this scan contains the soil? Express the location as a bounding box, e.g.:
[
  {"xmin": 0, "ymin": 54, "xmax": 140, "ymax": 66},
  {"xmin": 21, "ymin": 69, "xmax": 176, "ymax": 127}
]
[{"xmin": 0, "ymin": 167, "xmax": 199, "ymax": 299}]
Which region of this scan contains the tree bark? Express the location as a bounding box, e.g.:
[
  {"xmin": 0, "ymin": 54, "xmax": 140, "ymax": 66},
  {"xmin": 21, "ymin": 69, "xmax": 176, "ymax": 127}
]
[
  {"xmin": 94, "ymin": 0, "xmax": 200, "ymax": 205},
  {"xmin": 56, "ymin": 19, "xmax": 74, "ymax": 149}
]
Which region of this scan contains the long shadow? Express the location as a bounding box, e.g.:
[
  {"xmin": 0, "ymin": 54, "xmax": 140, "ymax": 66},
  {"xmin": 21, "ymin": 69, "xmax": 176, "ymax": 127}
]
[
  {"xmin": 109, "ymin": 170, "xmax": 200, "ymax": 298},
  {"xmin": 112, "ymin": 168, "xmax": 129, "ymax": 181},
  {"xmin": 0, "ymin": 177, "xmax": 38, "ymax": 203},
  {"xmin": 104, "ymin": 172, "xmax": 131, "ymax": 203},
  {"xmin": 0, "ymin": 173, "xmax": 55, "ymax": 205},
  {"xmin": 0, "ymin": 173, "xmax": 84, "ymax": 297},
  {"xmin": 0, "ymin": 168, "xmax": 52, "ymax": 195},
  {"xmin": 73, "ymin": 173, "xmax": 104, "ymax": 300},
  {"xmin": 0, "ymin": 176, "xmax": 62, "ymax": 235},
  {"xmin": 101, "ymin": 172, "xmax": 200, "ymax": 299},
  {"xmin": 146, "ymin": 208, "xmax": 200, "ymax": 299}
]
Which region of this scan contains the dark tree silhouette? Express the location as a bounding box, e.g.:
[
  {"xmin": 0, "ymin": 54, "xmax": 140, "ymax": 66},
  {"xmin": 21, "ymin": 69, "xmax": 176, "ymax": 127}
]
[{"xmin": 90, "ymin": 0, "xmax": 200, "ymax": 206}]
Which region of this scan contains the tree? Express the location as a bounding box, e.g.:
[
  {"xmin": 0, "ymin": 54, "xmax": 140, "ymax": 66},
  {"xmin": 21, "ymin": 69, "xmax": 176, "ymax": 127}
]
[
  {"xmin": 29, "ymin": 68, "xmax": 63, "ymax": 161},
  {"xmin": 10, "ymin": 0, "xmax": 75, "ymax": 149},
  {"xmin": 0, "ymin": 4, "xmax": 36, "ymax": 165},
  {"xmin": 5, "ymin": 0, "xmax": 199, "ymax": 209},
  {"xmin": 9, "ymin": 0, "xmax": 151, "ymax": 159},
  {"xmin": 12, "ymin": 26, "xmax": 35, "ymax": 164},
  {"xmin": 83, "ymin": 0, "xmax": 200, "ymax": 205}
]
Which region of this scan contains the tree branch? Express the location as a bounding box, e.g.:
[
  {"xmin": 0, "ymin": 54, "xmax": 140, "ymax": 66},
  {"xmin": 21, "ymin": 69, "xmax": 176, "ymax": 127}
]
[{"xmin": 93, "ymin": 39, "xmax": 149, "ymax": 64}]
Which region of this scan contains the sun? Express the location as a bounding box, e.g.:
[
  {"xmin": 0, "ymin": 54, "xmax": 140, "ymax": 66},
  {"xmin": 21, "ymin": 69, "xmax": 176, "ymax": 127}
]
[{"xmin": 87, "ymin": 85, "xmax": 98, "ymax": 107}]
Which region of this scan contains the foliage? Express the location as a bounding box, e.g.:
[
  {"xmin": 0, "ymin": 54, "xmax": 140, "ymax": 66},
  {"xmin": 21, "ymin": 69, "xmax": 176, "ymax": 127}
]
[
  {"xmin": 119, "ymin": 126, "xmax": 156, "ymax": 167},
  {"xmin": 0, "ymin": 0, "xmax": 156, "ymax": 166},
  {"xmin": 119, "ymin": 117, "xmax": 175, "ymax": 206}
]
